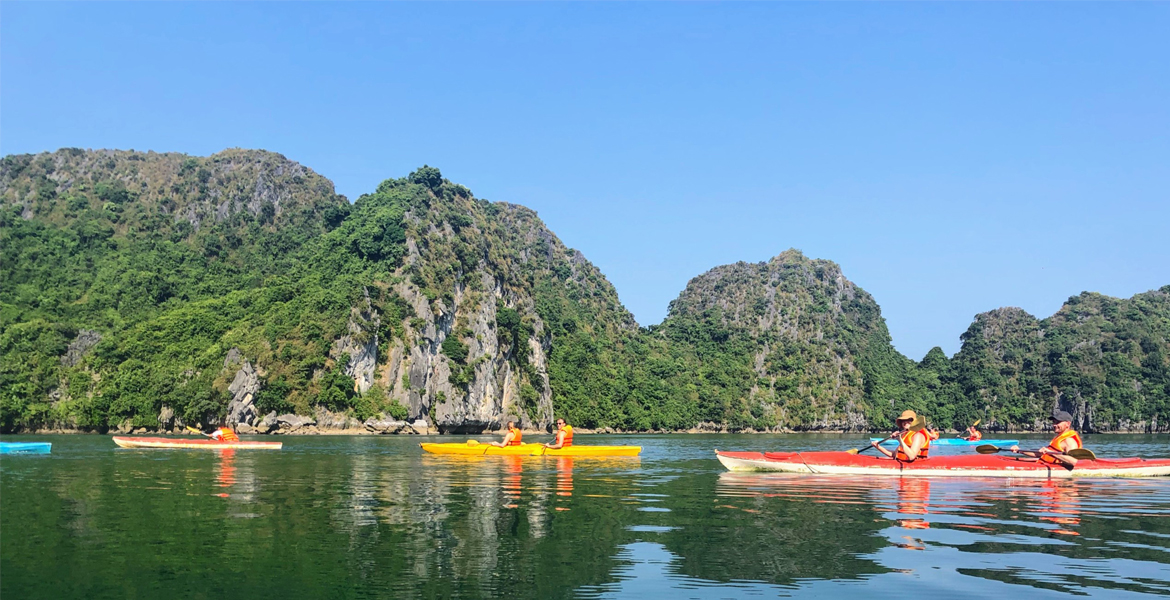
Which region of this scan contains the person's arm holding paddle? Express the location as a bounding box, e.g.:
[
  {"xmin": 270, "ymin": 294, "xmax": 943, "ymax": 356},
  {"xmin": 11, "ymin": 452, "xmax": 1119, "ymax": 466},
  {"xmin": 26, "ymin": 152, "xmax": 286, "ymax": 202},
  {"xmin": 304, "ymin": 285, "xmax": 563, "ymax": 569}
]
[
  {"xmin": 544, "ymin": 418, "xmax": 571, "ymax": 449},
  {"xmin": 1010, "ymin": 410, "xmax": 1083, "ymax": 468}
]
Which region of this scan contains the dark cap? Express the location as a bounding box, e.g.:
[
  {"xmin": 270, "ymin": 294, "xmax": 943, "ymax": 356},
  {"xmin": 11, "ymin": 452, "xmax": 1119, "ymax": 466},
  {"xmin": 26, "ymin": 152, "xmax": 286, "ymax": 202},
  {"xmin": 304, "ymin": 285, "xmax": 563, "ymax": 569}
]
[{"xmin": 1051, "ymin": 410, "xmax": 1074, "ymax": 423}]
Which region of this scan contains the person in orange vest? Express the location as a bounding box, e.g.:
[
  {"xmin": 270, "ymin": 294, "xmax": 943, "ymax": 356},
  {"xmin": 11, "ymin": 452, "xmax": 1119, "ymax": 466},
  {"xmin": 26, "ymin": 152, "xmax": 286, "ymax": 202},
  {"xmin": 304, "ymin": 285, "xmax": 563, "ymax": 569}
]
[
  {"xmin": 544, "ymin": 418, "xmax": 573, "ymax": 449},
  {"xmin": 926, "ymin": 425, "xmax": 941, "ymax": 441},
  {"xmin": 964, "ymin": 424, "xmax": 983, "ymax": 442},
  {"xmin": 1011, "ymin": 410, "xmax": 1083, "ymax": 468},
  {"xmin": 871, "ymin": 410, "xmax": 930, "ymax": 462},
  {"xmin": 490, "ymin": 421, "xmax": 524, "ymax": 447},
  {"xmin": 209, "ymin": 426, "xmax": 240, "ymax": 442}
]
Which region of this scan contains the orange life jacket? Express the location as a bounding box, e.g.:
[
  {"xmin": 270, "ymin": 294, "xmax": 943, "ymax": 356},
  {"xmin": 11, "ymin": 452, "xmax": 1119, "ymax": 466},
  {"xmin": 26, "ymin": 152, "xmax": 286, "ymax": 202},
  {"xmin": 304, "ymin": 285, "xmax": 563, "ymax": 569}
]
[
  {"xmin": 507, "ymin": 426, "xmax": 523, "ymax": 446},
  {"xmin": 895, "ymin": 429, "xmax": 930, "ymax": 462},
  {"xmin": 1040, "ymin": 429, "xmax": 1082, "ymax": 465},
  {"xmin": 559, "ymin": 425, "xmax": 573, "ymax": 447},
  {"xmin": 967, "ymin": 430, "xmax": 982, "ymax": 441},
  {"xmin": 218, "ymin": 428, "xmax": 240, "ymax": 442}
]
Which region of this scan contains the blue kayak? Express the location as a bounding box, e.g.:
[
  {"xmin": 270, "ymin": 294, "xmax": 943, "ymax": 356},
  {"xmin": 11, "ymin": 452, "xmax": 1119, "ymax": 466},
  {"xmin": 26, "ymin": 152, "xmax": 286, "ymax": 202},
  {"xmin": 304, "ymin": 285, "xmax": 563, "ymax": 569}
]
[
  {"xmin": 870, "ymin": 438, "xmax": 1018, "ymax": 447},
  {"xmin": 0, "ymin": 442, "xmax": 52, "ymax": 454}
]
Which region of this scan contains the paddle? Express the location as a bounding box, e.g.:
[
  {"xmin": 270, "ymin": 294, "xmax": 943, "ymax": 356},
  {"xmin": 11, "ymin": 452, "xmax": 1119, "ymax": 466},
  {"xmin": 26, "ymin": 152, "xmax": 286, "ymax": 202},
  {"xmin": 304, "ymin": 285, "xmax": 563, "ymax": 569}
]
[
  {"xmin": 957, "ymin": 419, "xmax": 981, "ymax": 439},
  {"xmin": 975, "ymin": 444, "xmax": 1096, "ymax": 461},
  {"xmin": 186, "ymin": 426, "xmax": 212, "ymax": 438},
  {"xmin": 848, "ymin": 416, "xmax": 926, "ymax": 455}
]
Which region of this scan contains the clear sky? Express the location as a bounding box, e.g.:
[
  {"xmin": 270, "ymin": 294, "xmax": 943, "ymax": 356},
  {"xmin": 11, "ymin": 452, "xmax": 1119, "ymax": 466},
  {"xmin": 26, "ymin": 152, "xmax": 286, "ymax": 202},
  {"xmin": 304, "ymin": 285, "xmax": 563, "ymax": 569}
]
[{"xmin": 3, "ymin": 3, "xmax": 1168, "ymax": 359}]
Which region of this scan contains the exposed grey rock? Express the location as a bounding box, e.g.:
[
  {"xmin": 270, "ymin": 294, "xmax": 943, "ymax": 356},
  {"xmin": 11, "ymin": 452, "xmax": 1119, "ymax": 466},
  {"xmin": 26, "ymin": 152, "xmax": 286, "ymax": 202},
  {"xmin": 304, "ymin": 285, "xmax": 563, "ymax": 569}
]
[
  {"xmin": 276, "ymin": 414, "xmax": 315, "ymax": 430},
  {"xmin": 255, "ymin": 411, "xmax": 278, "ymax": 434},
  {"xmin": 225, "ymin": 351, "xmax": 260, "ymax": 427},
  {"xmin": 61, "ymin": 329, "xmax": 102, "ymax": 368},
  {"xmin": 236, "ymin": 423, "xmax": 254, "ymax": 435},
  {"xmin": 313, "ymin": 406, "xmax": 361, "ymax": 430},
  {"xmin": 364, "ymin": 418, "xmax": 407, "ymax": 433},
  {"xmin": 332, "ymin": 287, "xmax": 379, "ymax": 394},
  {"xmin": 409, "ymin": 419, "xmax": 430, "ymax": 435},
  {"xmin": 158, "ymin": 406, "xmax": 176, "ymax": 430}
]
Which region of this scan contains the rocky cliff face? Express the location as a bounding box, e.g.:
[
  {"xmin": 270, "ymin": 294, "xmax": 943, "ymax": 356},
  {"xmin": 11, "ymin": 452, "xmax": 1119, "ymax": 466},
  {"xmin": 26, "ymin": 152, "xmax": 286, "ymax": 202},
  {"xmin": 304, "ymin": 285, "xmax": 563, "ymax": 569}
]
[
  {"xmin": 949, "ymin": 288, "xmax": 1170, "ymax": 432},
  {"xmin": 654, "ymin": 250, "xmax": 902, "ymax": 431}
]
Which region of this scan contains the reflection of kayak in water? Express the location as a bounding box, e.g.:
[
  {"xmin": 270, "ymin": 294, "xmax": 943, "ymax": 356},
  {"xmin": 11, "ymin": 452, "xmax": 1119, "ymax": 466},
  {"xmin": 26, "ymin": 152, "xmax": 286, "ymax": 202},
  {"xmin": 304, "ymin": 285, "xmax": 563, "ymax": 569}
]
[
  {"xmin": 870, "ymin": 438, "xmax": 1018, "ymax": 447},
  {"xmin": 112, "ymin": 436, "xmax": 282, "ymax": 450},
  {"xmin": 421, "ymin": 441, "xmax": 640, "ymax": 456},
  {"xmin": 0, "ymin": 442, "xmax": 51, "ymax": 454},
  {"xmin": 715, "ymin": 450, "xmax": 1170, "ymax": 478}
]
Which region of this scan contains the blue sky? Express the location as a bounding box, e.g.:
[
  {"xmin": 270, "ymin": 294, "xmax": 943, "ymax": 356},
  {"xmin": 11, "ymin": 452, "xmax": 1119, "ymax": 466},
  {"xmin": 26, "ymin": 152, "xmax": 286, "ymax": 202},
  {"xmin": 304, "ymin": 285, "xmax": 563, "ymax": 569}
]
[{"xmin": 3, "ymin": 3, "xmax": 1168, "ymax": 359}]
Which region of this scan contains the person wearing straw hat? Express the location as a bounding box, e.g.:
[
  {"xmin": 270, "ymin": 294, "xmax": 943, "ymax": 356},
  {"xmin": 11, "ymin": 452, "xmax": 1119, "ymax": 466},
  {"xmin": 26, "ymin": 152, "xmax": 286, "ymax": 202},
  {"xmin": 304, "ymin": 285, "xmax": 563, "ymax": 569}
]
[{"xmin": 871, "ymin": 410, "xmax": 931, "ymax": 462}]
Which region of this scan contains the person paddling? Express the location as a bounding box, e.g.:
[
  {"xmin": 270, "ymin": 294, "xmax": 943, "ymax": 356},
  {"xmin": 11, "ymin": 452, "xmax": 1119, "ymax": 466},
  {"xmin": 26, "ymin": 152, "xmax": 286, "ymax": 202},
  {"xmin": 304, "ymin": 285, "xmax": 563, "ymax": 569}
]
[
  {"xmin": 871, "ymin": 410, "xmax": 930, "ymax": 462},
  {"xmin": 208, "ymin": 426, "xmax": 239, "ymax": 442},
  {"xmin": 1010, "ymin": 410, "xmax": 1083, "ymax": 468},
  {"xmin": 491, "ymin": 421, "xmax": 524, "ymax": 448},
  {"xmin": 964, "ymin": 424, "xmax": 983, "ymax": 442},
  {"xmin": 544, "ymin": 418, "xmax": 573, "ymax": 449}
]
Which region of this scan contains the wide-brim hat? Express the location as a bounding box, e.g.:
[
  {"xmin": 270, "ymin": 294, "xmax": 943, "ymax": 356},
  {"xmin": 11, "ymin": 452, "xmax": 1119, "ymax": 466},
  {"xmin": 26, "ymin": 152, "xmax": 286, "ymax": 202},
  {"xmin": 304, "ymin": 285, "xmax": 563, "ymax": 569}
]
[{"xmin": 896, "ymin": 410, "xmax": 917, "ymax": 422}]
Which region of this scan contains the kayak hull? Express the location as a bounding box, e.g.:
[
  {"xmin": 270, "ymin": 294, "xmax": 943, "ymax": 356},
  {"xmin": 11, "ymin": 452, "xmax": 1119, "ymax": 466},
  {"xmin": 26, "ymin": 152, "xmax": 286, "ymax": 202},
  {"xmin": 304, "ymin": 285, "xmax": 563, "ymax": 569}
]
[
  {"xmin": 0, "ymin": 442, "xmax": 52, "ymax": 454},
  {"xmin": 870, "ymin": 438, "xmax": 1018, "ymax": 446},
  {"xmin": 716, "ymin": 450, "xmax": 1170, "ymax": 478},
  {"xmin": 421, "ymin": 442, "xmax": 641, "ymax": 457},
  {"xmin": 112, "ymin": 436, "xmax": 282, "ymax": 450}
]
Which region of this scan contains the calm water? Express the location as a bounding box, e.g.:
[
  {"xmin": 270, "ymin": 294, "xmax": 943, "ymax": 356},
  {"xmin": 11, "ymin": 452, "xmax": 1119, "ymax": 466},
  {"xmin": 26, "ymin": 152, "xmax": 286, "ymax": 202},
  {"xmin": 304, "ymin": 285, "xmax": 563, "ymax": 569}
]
[{"xmin": 3, "ymin": 434, "xmax": 1170, "ymax": 599}]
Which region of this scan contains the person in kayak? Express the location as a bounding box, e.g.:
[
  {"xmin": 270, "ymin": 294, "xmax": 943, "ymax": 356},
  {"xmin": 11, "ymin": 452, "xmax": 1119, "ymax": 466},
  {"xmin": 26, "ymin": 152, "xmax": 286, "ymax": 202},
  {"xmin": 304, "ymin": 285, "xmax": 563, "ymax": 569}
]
[
  {"xmin": 1010, "ymin": 410, "xmax": 1082, "ymax": 467},
  {"xmin": 871, "ymin": 410, "xmax": 930, "ymax": 462},
  {"xmin": 964, "ymin": 424, "xmax": 983, "ymax": 442},
  {"xmin": 544, "ymin": 418, "xmax": 573, "ymax": 449},
  {"xmin": 209, "ymin": 426, "xmax": 240, "ymax": 442},
  {"xmin": 927, "ymin": 425, "xmax": 941, "ymax": 442},
  {"xmin": 491, "ymin": 421, "xmax": 524, "ymax": 447}
]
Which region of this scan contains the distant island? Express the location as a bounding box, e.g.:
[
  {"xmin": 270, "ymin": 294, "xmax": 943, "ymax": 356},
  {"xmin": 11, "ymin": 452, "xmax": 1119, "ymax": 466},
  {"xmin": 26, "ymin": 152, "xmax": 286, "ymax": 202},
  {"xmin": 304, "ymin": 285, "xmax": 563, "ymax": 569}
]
[{"xmin": 2, "ymin": 149, "xmax": 1167, "ymax": 434}]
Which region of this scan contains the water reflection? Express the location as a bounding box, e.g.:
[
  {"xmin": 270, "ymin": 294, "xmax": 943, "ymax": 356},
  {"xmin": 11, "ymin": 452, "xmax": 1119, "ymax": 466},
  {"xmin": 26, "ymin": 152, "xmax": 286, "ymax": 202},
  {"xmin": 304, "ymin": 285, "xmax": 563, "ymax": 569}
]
[{"xmin": 4, "ymin": 435, "xmax": 1170, "ymax": 600}]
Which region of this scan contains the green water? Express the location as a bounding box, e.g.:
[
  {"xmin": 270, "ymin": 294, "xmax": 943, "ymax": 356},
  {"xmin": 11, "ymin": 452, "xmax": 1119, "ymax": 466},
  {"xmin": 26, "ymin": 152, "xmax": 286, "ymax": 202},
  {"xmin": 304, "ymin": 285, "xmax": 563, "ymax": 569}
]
[{"xmin": 3, "ymin": 434, "xmax": 1170, "ymax": 599}]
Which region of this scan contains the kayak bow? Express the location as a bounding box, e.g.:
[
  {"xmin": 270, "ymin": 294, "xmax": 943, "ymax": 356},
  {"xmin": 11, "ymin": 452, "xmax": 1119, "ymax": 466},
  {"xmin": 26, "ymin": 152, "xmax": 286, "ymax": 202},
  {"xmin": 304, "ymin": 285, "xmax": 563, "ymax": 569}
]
[{"xmin": 0, "ymin": 442, "xmax": 52, "ymax": 454}]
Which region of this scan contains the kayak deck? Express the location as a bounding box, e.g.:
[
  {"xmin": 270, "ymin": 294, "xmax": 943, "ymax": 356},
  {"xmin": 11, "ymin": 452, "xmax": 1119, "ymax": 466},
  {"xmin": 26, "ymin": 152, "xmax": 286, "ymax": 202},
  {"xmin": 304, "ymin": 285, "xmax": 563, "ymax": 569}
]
[
  {"xmin": 716, "ymin": 450, "xmax": 1170, "ymax": 478},
  {"xmin": 421, "ymin": 442, "xmax": 641, "ymax": 457},
  {"xmin": 0, "ymin": 442, "xmax": 52, "ymax": 454},
  {"xmin": 112, "ymin": 436, "xmax": 282, "ymax": 450}
]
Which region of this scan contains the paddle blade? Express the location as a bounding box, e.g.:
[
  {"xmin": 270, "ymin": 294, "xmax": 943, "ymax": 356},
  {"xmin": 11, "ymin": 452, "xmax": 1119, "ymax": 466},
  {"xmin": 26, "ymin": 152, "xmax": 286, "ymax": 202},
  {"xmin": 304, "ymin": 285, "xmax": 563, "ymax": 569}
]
[
  {"xmin": 975, "ymin": 444, "xmax": 1002, "ymax": 454},
  {"xmin": 186, "ymin": 426, "xmax": 202, "ymax": 434},
  {"xmin": 845, "ymin": 448, "xmax": 860, "ymax": 455},
  {"xmin": 908, "ymin": 416, "xmax": 927, "ymax": 432},
  {"xmin": 972, "ymin": 419, "xmax": 981, "ymax": 427},
  {"xmin": 466, "ymin": 440, "xmax": 479, "ymax": 446},
  {"xmin": 1068, "ymin": 448, "xmax": 1096, "ymax": 460}
]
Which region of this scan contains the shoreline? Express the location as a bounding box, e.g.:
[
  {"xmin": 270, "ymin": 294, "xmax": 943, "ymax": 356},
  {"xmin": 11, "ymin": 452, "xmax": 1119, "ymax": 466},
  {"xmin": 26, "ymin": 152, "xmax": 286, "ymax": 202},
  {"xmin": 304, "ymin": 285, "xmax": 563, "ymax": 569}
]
[{"xmin": 9, "ymin": 427, "xmax": 1169, "ymax": 436}]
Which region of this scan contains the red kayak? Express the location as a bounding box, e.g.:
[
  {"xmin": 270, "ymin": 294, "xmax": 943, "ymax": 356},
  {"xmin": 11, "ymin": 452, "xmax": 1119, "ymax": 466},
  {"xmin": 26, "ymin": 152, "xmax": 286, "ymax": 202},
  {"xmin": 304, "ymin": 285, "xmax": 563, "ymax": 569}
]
[
  {"xmin": 112, "ymin": 436, "xmax": 282, "ymax": 450},
  {"xmin": 716, "ymin": 450, "xmax": 1170, "ymax": 478}
]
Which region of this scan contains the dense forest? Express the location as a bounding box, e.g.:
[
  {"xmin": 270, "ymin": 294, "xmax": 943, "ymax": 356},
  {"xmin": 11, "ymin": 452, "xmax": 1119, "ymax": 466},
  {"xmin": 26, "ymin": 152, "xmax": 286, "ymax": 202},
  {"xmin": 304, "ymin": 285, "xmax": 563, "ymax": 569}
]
[{"xmin": 2, "ymin": 149, "xmax": 1168, "ymax": 433}]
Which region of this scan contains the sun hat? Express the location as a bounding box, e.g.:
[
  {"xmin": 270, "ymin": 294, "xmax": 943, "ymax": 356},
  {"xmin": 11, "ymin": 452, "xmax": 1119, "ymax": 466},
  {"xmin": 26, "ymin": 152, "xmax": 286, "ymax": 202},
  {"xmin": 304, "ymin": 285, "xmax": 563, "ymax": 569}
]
[
  {"xmin": 1051, "ymin": 410, "xmax": 1074, "ymax": 423},
  {"xmin": 896, "ymin": 410, "xmax": 917, "ymax": 422}
]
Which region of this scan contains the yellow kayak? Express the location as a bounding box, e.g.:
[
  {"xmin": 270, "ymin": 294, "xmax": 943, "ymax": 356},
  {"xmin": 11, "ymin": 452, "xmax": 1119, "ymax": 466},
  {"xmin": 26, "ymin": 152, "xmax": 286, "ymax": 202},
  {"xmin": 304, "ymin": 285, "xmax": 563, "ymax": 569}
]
[{"xmin": 420, "ymin": 441, "xmax": 641, "ymax": 457}]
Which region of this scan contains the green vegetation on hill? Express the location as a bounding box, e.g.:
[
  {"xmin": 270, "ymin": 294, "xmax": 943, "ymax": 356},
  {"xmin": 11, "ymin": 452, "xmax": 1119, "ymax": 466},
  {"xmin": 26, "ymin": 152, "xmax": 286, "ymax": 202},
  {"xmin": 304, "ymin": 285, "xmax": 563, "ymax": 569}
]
[{"xmin": 2, "ymin": 148, "xmax": 1167, "ymax": 433}]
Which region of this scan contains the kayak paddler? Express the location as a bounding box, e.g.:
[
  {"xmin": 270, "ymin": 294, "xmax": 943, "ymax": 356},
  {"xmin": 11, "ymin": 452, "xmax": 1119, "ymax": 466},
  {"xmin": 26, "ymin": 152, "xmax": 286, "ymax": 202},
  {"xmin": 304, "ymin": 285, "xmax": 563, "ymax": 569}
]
[
  {"xmin": 926, "ymin": 425, "xmax": 941, "ymax": 442},
  {"xmin": 490, "ymin": 421, "xmax": 524, "ymax": 447},
  {"xmin": 964, "ymin": 424, "xmax": 983, "ymax": 442},
  {"xmin": 209, "ymin": 426, "xmax": 240, "ymax": 442},
  {"xmin": 1010, "ymin": 410, "xmax": 1083, "ymax": 468},
  {"xmin": 544, "ymin": 418, "xmax": 573, "ymax": 449},
  {"xmin": 871, "ymin": 410, "xmax": 930, "ymax": 462}
]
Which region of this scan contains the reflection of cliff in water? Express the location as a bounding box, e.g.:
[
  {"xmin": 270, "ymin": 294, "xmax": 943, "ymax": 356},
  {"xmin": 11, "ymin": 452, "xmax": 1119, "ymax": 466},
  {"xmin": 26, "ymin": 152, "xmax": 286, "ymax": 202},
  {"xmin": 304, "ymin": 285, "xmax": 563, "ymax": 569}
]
[{"xmin": 659, "ymin": 472, "xmax": 891, "ymax": 585}]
